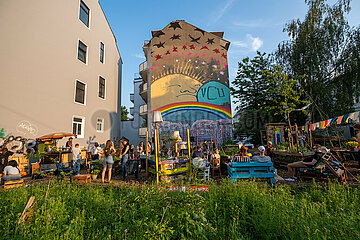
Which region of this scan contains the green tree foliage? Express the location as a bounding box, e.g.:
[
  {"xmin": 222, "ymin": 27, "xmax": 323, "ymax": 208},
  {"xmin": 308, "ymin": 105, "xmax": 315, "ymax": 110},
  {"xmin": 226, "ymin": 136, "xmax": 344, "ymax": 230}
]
[
  {"xmin": 231, "ymin": 52, "xmax": 279, "ymax": 143},
  {"xmin": 121, "ymin": 106, "xmax": 129, "ymax": 121},
  {"xmin": 276, "ymin": 0, "xmax": 360, "ymax": 121},
  {"xmin": 264, "ymin": 66, "xmax": 310, "ymax": 124}
]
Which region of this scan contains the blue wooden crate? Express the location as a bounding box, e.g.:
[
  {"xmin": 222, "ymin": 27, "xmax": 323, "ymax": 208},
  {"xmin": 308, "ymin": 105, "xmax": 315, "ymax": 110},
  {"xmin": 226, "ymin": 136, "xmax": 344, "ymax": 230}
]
[{"xmin": 227, "ymin": 161, "xmax": 276, "ymax": 186}]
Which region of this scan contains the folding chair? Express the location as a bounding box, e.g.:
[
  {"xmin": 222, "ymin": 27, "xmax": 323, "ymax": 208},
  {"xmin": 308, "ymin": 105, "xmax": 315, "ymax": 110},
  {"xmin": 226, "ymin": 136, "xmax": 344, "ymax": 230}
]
[{"xmin": 55, "ymin": 162, "xmax": 73, "ymax": 182}]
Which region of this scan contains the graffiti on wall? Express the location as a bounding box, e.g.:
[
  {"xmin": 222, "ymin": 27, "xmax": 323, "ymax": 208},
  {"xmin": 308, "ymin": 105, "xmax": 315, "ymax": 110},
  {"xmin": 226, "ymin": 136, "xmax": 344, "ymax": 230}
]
[
  {"xmin": 0, "ymin": 128, "xmax": 37, "ymax": 154},
  {"xmin": 149, "ymin": 21, "xmax": 232, "ymax": 142}
]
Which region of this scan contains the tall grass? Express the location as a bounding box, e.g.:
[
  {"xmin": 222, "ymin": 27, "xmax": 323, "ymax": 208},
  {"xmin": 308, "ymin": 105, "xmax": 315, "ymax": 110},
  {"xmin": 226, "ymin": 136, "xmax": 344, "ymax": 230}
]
[{"xmin": 0, "ymin": 180, "xmax": 359, "ymax": 239}]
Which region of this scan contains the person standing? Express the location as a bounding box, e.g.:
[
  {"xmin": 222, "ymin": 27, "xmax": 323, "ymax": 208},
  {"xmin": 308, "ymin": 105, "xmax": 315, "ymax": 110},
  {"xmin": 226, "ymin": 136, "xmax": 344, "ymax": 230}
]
[
  {"xmin": 66, "ymin": 137, "xmax": 73, "ymax": 150},
  {"xmin": 91, "ymin": 142, "xmax": 101, "ymax": 160},
  {"xmin": 1, "ymin": 160, "xmax": 21, "ymax": 185},
  {"xmin": 72, "ymin": 144, "xmax": 81, "ymax": 175},
  {"xmin": 102, "ymin": 140, "xmax": 115, "ymax": 183},
  {"xmin": 120, "ymin": 139, "xmax": 130, "ymax": 181}
]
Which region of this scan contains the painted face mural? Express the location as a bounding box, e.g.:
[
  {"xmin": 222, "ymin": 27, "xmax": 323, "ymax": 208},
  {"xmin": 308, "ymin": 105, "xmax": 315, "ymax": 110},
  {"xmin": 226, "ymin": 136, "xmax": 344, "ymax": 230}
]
[{"xmin": 149, "ymin": 21, "xmax": 232, "ymax": 142}]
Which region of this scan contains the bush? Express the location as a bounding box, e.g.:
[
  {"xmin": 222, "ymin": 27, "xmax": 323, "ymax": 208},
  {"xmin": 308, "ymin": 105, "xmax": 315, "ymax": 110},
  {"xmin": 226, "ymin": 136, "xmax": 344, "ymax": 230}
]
[{"xmin": 0, "ymin": 181, "xmax": 359, "ymax": 239}]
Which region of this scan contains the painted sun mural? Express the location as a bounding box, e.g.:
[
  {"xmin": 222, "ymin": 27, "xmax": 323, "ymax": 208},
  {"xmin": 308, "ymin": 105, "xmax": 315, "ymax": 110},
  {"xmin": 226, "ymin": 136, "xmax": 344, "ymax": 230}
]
[{"xmin": 149, "ymin": 20, "xmax": 232, "ymax": 142}]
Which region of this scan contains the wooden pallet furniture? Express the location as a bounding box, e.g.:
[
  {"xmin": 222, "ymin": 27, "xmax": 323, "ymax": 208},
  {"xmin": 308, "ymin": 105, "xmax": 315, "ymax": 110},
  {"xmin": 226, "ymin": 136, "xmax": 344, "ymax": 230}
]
[
  {"xmin": 73, "ymin": 174, "xmax": 91, "ymax": 183},
  {"xmin": 3, "ymin": 179, "xmax": 24, "ymax": 189},
  {"xmin": 227, "ymin": 161, "xmax": 276, "ymax": 186}
]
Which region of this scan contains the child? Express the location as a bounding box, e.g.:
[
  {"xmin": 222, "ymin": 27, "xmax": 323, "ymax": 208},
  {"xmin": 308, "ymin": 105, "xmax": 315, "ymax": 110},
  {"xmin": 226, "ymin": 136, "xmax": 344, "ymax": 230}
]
[{"xmin": 72, "ymin": 144, "xmax": 81, "ymax": 175}]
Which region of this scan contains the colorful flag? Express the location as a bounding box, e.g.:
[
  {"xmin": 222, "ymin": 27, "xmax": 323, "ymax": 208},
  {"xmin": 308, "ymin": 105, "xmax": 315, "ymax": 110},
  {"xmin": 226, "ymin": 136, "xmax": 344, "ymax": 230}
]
[
  {"xmin": 337, "ymin": 116, "xmax": 343, "ymax": 124},
  {"xmin": 324, "ymin": 119, "xmax": 329, "ymax": 127},
  {"xmin": 310, "ymin": 124, "xmax": 313, "ymax": 131},
  {"xmin": 330, "ymin": 118, "xmax": 337, "ymax": 125},
  {"xmin": 343, "ymin": 114, "xmax": 349, "ymax": 124}
]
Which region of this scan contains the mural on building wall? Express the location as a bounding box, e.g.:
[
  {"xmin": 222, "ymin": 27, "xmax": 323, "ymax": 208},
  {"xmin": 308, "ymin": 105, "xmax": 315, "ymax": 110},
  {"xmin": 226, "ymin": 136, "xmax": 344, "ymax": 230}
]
[{"xmin": 150, "ymin": 21, "xmax": 232, "ymax": 142}]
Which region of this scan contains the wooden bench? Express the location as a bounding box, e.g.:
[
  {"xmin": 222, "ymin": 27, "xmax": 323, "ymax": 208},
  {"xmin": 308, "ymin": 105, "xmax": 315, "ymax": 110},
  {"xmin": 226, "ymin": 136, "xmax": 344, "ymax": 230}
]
[
  {"xmin": 227, "ymin": 161, "xmax": 276, "ymax": 186},
  {"xmin": 73, "ymin": 174, "xmax": 91, "ymax": 183},
  {"xmin": 3, "ymin": 179, "xmax": 24, "ymax": 189}
]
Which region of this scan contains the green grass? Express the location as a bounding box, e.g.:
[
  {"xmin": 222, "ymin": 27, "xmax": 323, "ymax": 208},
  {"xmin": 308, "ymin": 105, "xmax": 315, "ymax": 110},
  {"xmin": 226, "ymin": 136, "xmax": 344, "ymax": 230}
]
[{"xmin": 0, "ymin": 180, "xmax": 359, "ymax": 239}]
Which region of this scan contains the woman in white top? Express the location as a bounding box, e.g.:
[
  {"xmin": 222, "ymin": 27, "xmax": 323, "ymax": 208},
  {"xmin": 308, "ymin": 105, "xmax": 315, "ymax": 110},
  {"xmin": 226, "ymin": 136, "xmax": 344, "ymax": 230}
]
[{"xmin": 1, "ymin": 160, "xmax": 21, "ymax": 185}]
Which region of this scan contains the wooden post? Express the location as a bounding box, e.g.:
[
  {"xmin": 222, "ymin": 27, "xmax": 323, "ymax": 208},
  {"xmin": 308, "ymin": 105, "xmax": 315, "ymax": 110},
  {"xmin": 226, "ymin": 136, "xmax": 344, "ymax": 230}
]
[
  {"xmin": 295, "ymin": 124, "xmax": 300, "ymax": 151},
  {"xmin": 187, "ymin": 129, "xmax": 191, "ymax": 162},
  {"xmin": 154, "ymin": 128, "xmax": 159, "ymax": 184}
]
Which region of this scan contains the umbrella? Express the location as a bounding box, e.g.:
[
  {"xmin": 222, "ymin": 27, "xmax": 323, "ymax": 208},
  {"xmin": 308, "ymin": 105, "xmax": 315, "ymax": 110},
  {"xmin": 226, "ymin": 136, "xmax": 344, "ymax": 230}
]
[{"xmin": 37, "ymin": 133, "xmax": 77, "ymax": 141}]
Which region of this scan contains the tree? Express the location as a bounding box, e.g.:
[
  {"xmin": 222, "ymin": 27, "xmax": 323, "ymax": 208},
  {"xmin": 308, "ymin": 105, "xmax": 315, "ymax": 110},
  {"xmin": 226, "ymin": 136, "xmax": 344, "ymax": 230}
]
[
  {"xmin": 276, "ymin": 0, "xmax": 360, "ymax": 122},
  {"xmin": 231, "ymin": 52, "xmax": 280, "ymax": 143},
  {"xmin": 121, "ymin": 106, "xmax": 129, "ymax": 121}
]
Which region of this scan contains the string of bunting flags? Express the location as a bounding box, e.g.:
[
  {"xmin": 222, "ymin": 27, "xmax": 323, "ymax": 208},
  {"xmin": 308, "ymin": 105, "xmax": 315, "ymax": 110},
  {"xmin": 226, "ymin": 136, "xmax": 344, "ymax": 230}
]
[{"xmin": 301, "ymin": 111, "xmax": 360, "ymax": 132}]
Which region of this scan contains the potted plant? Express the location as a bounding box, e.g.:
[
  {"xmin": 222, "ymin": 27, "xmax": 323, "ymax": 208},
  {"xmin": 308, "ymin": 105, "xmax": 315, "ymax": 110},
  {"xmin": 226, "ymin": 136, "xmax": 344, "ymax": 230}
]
[
  {"xmin": 90, "ymin": 169, "xmax": 100, "ymax": 180},
  {"xmin": 345, "ymin": 141, "xmax": 358, "ymax": 151}
]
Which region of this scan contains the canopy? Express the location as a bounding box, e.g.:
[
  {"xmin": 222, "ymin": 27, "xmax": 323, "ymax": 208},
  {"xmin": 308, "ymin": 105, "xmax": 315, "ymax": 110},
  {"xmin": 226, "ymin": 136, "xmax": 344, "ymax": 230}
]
[{"xmin": 37, "ymin": 133, "xmax": 76, "ymax": 141}]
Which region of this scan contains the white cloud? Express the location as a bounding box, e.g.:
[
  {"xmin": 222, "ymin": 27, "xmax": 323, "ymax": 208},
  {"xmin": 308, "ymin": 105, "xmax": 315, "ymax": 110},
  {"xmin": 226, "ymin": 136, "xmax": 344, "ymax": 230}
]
[
  {"xmin": 247, "ymin": 34, "xmax": 263, "ymax": 51},
  {"xmin": 214, "ymin": 0, "xmax": 235, "ymax": 23},
  {"xmin": 133, "ymin": 53, "xmax": 145, "ymax": 59},
  {"xmin": 230, "ymin": 34, "xmax": 263, "ymax": 52}
]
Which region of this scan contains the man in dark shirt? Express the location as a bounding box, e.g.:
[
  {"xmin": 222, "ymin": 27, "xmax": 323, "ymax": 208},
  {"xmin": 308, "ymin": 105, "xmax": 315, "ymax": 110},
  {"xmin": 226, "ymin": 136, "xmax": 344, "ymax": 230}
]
[
  {"xmin": 287, "ymin": 145, "xmax": 323, "ymax": 178},
  {"xmin": 65, "ymin": 138, "xmax": 73, "ymax": 150},
  {"xmin": 0, "ymin": 147, "xmax": 14, "ymax": 173},
  {"xmin": 192, "ymin": 146, "xmax": 204, "ymax": 159}
]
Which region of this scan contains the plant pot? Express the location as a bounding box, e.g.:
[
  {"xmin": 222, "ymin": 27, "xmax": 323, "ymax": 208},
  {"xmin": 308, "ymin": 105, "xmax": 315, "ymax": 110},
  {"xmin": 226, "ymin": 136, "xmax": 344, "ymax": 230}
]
[{"xmin": 91, "ymin": 175, "xmax": 98, "ymax": 180}]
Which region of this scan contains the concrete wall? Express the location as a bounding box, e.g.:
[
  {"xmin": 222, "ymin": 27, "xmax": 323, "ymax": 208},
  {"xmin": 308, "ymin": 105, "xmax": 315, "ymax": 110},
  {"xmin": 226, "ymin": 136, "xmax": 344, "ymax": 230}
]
[{"xmin": 0, "ymin": 0, "xmax": 121, "ymax": 147}]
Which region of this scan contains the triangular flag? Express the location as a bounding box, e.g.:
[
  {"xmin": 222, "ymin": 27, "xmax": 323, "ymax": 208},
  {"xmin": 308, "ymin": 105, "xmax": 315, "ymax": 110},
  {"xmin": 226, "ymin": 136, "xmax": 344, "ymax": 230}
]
[
  {"xmin": 337, "ymin": 116, "xmax": 343, "ymax": 124},
  {"xmin": 321, "ymin": 121, "xmax": 326, "ymax": 129},
  {"xmin": 310, "ymin": 124, "xmax": 313, "ymax": 130},
  {"xmin": 324, "ymin": 119, "xmax": 329, "ymax": 127},
  {"xmin": 343, "ymin": 114, "xmax": 349, "ymax": 123},
  {"xmin": 330, "ymin": 118, "xmax": 337, "ymax": 125}
]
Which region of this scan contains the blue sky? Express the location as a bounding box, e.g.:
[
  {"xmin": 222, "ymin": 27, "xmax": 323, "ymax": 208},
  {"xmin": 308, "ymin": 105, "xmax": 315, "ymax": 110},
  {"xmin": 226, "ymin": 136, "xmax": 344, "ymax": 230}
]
[{"xmin": 99, "ymin": 0, "xmax": 360, "ymax": 112}]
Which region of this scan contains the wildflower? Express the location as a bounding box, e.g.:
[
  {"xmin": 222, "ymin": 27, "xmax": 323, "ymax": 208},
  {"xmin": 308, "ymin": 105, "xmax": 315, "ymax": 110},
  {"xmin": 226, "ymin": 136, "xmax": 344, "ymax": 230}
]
[
  {"xmin": 195, "ymin": 193, "xmax": 200, "ymax": 197},
  {"xmin": 324, "ymin": 227, "xmax": 329, "ymax": 232},
  {"xmin": 124, "ymin": 229, "xmax": 128, "ymax": 233},
  {"xmin": 340, "ymin": 208, "xmax": 344, "ymax": 212}
]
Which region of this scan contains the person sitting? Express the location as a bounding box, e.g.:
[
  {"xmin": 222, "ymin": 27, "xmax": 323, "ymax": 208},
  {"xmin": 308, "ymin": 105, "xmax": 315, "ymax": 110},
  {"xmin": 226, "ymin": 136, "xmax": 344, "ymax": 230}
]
[
  {"xmin": 192, "ymin": 146, "xmax": 204, "ymax": 159},
  {"xmin": 287, "ymin": 145, "xmax": 323, "ymax": 179},
  {"xmin": 210, "ymin": 149, "xmax": 220, "ymax": 161},
  {"xmin": 1, "ymin": 160, "xmax": 21, "ymax": 185},
  {"xmin": 253, "ymin": 146, "xmax": 271, "ymax": 162},
  {"xmin": 265, "ymin": 141, "xmax": 273, "ymax": 156},
  {"xmin": 238, "ymin": 146, "xmax": 252, "ymax": 157}
]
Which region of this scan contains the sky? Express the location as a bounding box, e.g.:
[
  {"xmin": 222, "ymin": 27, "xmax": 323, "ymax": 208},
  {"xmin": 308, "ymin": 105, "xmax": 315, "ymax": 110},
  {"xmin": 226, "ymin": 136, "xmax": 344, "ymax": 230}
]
[{"xmin": 99, "ymin": 0, "xmax": 360, "ymax": 112}]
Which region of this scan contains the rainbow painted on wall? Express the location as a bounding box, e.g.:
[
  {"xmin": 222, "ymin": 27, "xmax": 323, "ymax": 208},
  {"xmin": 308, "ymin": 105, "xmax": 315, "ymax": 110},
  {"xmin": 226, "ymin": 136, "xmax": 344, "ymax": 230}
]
[{"xmin": 154, "ymin": 101, "xmax": 232, "ymax": 120}]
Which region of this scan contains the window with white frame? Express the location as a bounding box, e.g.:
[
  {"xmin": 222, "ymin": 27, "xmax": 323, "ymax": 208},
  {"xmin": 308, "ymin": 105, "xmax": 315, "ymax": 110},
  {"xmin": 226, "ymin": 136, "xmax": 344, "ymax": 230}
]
[
  {"xmin": 96, "ymin": 118, "xmax": 104, "ymax": 132},
  {"xmin": 79, "ymin": 0, "xmax": 90, "ymax": 27},
  {"xmin": 98, "ymin": 76, "xmax": 105, "ymax": 99},
  {"xmin": 78, "ymin": 40, "xmax": 87, "ymax": 64},
  {"xmin": 72, "ymin": 116, "xmax": 85, "ymax": 138},
  {"xmin": 75, "ymin": 80, "xmax": 86, "ymax": 104}
]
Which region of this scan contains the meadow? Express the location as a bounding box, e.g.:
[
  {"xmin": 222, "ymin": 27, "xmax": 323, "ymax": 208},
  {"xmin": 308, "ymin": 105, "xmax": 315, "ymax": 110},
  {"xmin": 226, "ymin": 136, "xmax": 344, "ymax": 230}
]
[{"xmin": 0, "ymin": 180, "xmax": 359, "ymax": 240}]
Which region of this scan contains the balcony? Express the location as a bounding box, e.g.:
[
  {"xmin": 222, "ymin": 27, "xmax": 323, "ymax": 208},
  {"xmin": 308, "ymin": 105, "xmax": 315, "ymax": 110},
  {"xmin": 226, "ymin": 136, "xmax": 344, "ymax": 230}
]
[
  {"xmin": 139, "ymin": 127, "xmax": 147, "ymax": 138},
  {"xmin": 139, "ymin": 104, "xmax": 147, "ymax": 118},
  {"xmin": 139, "ymin": 83, "xmax": 148, "ymax": 102},
  {"xmin": 139, "ymin": 61, "xmax": 148, "ymax": 81},
  {"xmin": 130, "ymin": 93, "xmax": 134, "ymax": 103},
  {"xmin": 130, "ymin": 107, "xmax": 134, "ymax": 116}
]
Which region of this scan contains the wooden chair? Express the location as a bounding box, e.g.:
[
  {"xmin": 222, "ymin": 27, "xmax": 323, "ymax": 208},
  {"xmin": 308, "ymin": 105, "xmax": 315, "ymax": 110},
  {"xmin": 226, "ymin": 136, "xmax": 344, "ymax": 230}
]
[
  {"xmin": 31, "ymin": 162, "xmax": 40, "ymax": 177},
  {"xmin": 211, "ymin": 158, "xmax": 221, "ymax": 177}
]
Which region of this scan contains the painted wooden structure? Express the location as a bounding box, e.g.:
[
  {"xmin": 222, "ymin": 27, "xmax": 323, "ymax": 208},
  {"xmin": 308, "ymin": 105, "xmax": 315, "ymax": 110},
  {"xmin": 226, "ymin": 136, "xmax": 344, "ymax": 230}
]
[
  {"xmin": 3, "ymin": 179, "xmax": 24, "ymax": 189},
  {"xmin": 265, "ymin": 123, "xmax": 286, "ymax": 145},
  {"xmin": 227, "ymin": 161, "xmax": 276, "ymax": 186},
  {"xmin": 149, "ymin": 158, "xmax": 190, "ymax": 182}
]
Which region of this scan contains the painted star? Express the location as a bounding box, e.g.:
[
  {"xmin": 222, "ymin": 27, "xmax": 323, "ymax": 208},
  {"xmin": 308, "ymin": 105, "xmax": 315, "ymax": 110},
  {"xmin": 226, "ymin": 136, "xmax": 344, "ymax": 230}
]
[
  {"xmin": 182, "ymin": 45, "xmax": 187, "ymax": 50},
  {"xmin": 207, "ymin": 38, "xmax": 215, "ymax": 45},
  {"xmin": 213, "ymin": 49, "xmax": 220, "ymax": 53},
  {"xmin": 153, "ymin": 30, "xmax": 165, "ymax": 38},
  {"xmin": 170, "ymin": 34, "xmax": 181, "ymax": 40},
  {"xmin": 189, "ymin": 34, "xmax": 201, "ymax": 44},
  {"xmin": 155, "ymin": 54, "xmax": 162, "ymax": 60},
  {"xmin": 194, "ymin": 27, "xmax": 205, "ymax": 35},
  {"xmin": 200, "ymin": 46, "xmax": 209, "ymax": 50},
  {"xmin": 221, "ymin": 53, "xmax": 227, "ymax": 58},
  {"xmin": 169, "ymin": 21, "xmax": 182, "ymax": 30},
  {"xmin": 189, "ymin": 44, "xmax": 195, "ymax": 50},
  {"xmin": 172, "ymin": 46, "xmax": 178, "ymax": 52},
  {"xmin": 154, "ymin": 41, "xmax": 165, "ymax": 48},
  {"xmin": 165, "ymin": 50, "xmax": 171, "ymax": 55}
]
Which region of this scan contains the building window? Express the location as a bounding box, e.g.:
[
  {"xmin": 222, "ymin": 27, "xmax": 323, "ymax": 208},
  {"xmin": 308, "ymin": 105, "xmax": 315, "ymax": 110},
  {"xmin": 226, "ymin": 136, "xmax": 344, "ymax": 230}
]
[
  {"xmin": 72, "ymin": 116, "xmax": 85, "ymax": 138},
  {"xmin": 75, "ymin": 80, "xmax": 86, "ymax": 104},
  {"xmin": 96, "ymin": 118, "xmax": 104, "ymax": 132},
  {"xmin": 100, "ymin": 42, "xmax": 104, "ymax": 63},
  {"xmin": 98, "ymin": 76, "xmax": 105, "ymax": 99},
  {"xmin": 78, "ymin": 40, "xmax": 87, "ymax": 64},
  {"xmin": 79, "ymin": 0, "xmax": 90, "ymax": 27}
]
